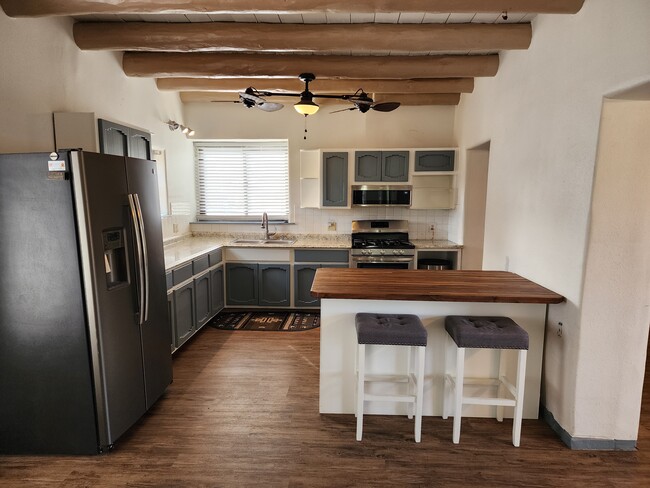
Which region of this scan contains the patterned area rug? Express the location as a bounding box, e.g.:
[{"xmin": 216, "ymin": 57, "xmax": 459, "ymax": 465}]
[{"xmin": 208, "ymin": 310, "xmax": 320, "ymax": 331}]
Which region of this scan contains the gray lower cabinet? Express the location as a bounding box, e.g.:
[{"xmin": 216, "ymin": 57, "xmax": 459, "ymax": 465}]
[
  {"xmin": 210, "ymin": 265, "xmax": 224, "ymax": 316},
  {"xmin": 168, "ymin": 250, "xmax": 225, "ymax": 353},
  {"xmin": 294, "ymin": 260, "xmax": 349, "ymax": 308},
  {"xmin": 259, "ymin": 264, "xmax": 290, "ymax": 307},
  {"xmin": 194, "ymin": 270, "xmax": 211, "ymax": 329},
  {"xmin": 226, "ymin": 262, "xmax": 290, "ymax": 307},
  {"xmin": 322, "ymin": 152, "xmax": 348, "ymax": 207},
  {"xmin": 167, "ymin": 291, "xmax": 174, "ymax": 351},
  {"xmin": 294, "ymin": 264, "xmax": 319, "ymax": 307},
  {"xmin": 173, "ymin": 281, "xmax": 195, "ymax": 348},
  {"xmin": 226, "ymin": 263, "xmax": 258, "ymax": 306}
]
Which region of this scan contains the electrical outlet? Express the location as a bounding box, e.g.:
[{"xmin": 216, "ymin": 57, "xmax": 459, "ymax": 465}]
[
  {"xmin": 557, "ymin": 322, "xmax": 563, "ymax": 338},
  {"xmin": 173, "ymin": 223, "xmax": 179, "ymax": 234},
  {"xmin": 430, "ymin": 224, "xmax": 435, "ymax": 230},
  {"xmin": 327, "ymin": 221, "xmax": 337, "ymax": 231}
]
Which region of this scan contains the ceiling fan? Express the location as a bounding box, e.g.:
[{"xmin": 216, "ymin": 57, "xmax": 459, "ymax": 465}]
[{"xmin": 238, "ymin": 73, "xmax": 400, "ymax": 116}]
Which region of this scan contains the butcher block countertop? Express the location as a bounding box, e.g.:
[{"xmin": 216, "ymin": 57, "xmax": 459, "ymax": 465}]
[{"xmin": 311, "ymin": 269, "xmax": 565, "ymax": 304}]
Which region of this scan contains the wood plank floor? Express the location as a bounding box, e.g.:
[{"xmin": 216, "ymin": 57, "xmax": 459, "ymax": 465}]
[{"xmin": 2, "ymin": 327, "xmax": 650, "ymax": 487}]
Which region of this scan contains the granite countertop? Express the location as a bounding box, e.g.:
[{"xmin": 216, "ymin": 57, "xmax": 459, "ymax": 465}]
[
  {"xmin": 164, "ymin": 234, "xmax": 462, "ymax": 270},
  {"xmin": 411, "ymin": 239, "xmax": 462, "ymax": 249},
  {"xmin": 163, "ymin": 233, "xmax": 351, "ymax": 269}
]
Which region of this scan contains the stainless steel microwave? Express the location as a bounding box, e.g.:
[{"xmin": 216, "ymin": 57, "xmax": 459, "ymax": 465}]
[{"xmin": 351, "ymin": 185, "xmax": 412, "ymax": 207}]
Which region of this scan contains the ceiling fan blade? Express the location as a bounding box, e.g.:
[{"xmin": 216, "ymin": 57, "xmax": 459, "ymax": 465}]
[
  {"xmin": 239, "ymin": 91, "xmax": 265, "ymax": 104},
  {"xmin": 330, "ymin": 107, "xmax": 357, "ymax": 114},
  {"xmin": 371, "ymin": 102, "xmax": 401, "ymax": 112},
  {"xmin": 257, "ymin": 102, "xmax": 284, "ymax": 112}
]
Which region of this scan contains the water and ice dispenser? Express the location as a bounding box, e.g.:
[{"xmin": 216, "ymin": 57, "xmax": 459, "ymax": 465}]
[{"xmin": 102, "ymin": 229, "xmax": 128, "ymax": 289}]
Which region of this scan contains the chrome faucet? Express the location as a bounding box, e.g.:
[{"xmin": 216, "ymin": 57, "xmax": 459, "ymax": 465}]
[{"xmin": 261, "ymin": 212, "xmax": 275, "ymax": 240}]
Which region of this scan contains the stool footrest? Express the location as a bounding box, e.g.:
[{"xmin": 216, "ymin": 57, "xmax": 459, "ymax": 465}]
[
  {"xmin": 364, "ymin": 374, "xmax": 411, "ymax": 384},
  {"xmin": 462, "ymin": 397, "xmax": 516, "ymax": 407},
  {"xmin": 364, "ymin": 393, "xmax": 416, "ymax": 403}
]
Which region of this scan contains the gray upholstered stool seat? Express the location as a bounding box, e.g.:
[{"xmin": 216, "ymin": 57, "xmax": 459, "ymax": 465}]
[
  {"xmin": 443, "ymin": 315, "xmax": 529, "ymax": 447},
  {"xmin": 354, "ymin": 313, "xmax": 427, "ymax": 442},
  {"xmin": 445, "ymin": 316, "xmax": 529, "ymax": 350},
  {"xmin": 356, "ymin": 313, "xmax": 428, "ymax": 346}
]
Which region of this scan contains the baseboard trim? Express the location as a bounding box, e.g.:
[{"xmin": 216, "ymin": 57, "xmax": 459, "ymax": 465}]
[{"xmin": 541, "ymin": 405, "xmax": 637, "ymax": 451}]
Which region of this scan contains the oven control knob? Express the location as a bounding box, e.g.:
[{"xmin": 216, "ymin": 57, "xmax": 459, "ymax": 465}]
[
  {"xmin": 393, "ymin": 250, "xmax": 399, "ymax": 255},
  {"xmin": 399, "ymin": 250, "xmax": 405, "ymax": 255}
]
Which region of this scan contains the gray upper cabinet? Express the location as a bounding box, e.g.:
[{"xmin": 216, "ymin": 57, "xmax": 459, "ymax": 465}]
[
  {"xmin": 414, "ymin": 150, "xmax": 455, "ymax": 172},
  {"xmin": 354, "ymin": 151, "xmax": 381, "ymax": 182},
  {"xmin": 258, "ymin": 264, "xmax": 290, "ymax": 307},
  {"xmin": 381, "ymin": 151, "xmax": 409, "ymax": 182},
  {"xmin": 322, "ymin": 152, "xmax": 348, "ymax": 207},
  {"xmin": 98, "ymin": 119, "xmax": 152, "ymax": 160},
  {"xmin": 355, "ymin": 151, "xmax": 409, "ymax": 182}
]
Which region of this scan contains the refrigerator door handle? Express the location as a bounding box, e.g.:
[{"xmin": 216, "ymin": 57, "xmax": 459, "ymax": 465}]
[
  {"xmin": 134, "ymin": 193, "xmax": 150, "ymax": 323},
  {"xmin": 128, "ymin": 193, "xmax": 145, "ymax": 325}
]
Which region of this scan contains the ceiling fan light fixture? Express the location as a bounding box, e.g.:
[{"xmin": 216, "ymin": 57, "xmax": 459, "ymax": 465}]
[{"xmin": 294, "ymin": 93, "xmax": 319, "ymax": 116}]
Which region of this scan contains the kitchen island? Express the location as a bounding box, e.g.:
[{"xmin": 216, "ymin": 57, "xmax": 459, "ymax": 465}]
[{"xmin": 311, "ymin": 268, "xmax": 564, "ymax": 419}]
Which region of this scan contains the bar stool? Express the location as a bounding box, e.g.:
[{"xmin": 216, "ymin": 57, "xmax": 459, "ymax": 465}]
[
  {"xmin": 355, "ymin": 313, "xmax": 427, "ymax": 442},
  {"xmin": 443, "ymin": 316, "xmax": 529, "ymax": 447}
]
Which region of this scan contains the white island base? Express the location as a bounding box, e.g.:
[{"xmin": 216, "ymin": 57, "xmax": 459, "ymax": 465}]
[{"xmin": 319, "ymin": 298, "xmax": 547, "ymax": 419}]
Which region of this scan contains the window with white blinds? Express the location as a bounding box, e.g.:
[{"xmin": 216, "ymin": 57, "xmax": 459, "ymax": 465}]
[{"xmin": 194, "ymin": 140, "xmax": 289, "ymax": 220}]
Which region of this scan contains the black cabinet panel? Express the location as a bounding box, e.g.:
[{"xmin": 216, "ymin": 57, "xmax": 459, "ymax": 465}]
[{"xmin": 294, "ymin": 249, "xmax": 349, "ymax": 263}]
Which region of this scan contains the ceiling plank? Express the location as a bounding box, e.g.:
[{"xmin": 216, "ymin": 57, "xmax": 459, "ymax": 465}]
[
  {"xmin": 123, "ymin": 52, "xmax": 499, "ymax": 79},
  {"xmin": 156, "ymin": 77, "xmax": 474, "ymax": 94},
  {"xmin": 180, "ymin": 91, "xmax": 460, "ymax": 106},
  {"xmin": 74, "ymin": 22, "xmax": 531, "ymax": 52},
  {"xmin": 0, "ymin": 1, "xmax": 586, "ymax": 17}
]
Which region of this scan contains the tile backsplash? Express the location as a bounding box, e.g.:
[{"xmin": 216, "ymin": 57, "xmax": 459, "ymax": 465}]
[{"xmin": 190, "ymin": 207, "xmax": 453, "ymax": 241}]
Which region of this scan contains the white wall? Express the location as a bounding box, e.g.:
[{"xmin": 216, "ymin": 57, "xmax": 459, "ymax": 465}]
[
  {"xmin": 184, "ymin": 101, "xmax": 459, "ymax": 239},
  {"xmin": 0, "ymin": 11, "xmax": 194, "ymax": 239},
  {"xmin": 454, "ymin": 0, "xmax": 650, "ymax": 440}
]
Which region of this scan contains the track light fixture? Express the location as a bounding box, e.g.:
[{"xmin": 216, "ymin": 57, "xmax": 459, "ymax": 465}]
[{"xmin": 167, "ymin": 120, "xmax": 195, "ymax": 137}]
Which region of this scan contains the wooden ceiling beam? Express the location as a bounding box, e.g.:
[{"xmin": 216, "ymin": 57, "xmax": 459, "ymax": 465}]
[
  {"xmin": 0, "ymin": 1, "xmax": 586, "ymax": 17},
  {"xmin": 180, "ymin": 91, "xmax": 460, "ymax": 106},
  {"xmin": 74, "ymin": 22, "xmax": 531, "ymax": 53},
  {"xmin": 156, "ymin": 77, "xmax": 474, "ymax": 94},
  {"xmin": 124, "ymin": 52, "xmax": 499, "ymax": 79}
]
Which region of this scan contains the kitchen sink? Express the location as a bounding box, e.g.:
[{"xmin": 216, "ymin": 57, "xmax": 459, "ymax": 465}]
[{"xmin": 230, "ymin": 238, "xmax": 295, "ymax": 245}]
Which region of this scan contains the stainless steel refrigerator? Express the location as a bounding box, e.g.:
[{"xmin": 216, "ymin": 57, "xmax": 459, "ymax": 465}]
[{"xmin": 0, "ymin": 150, "xmax": 172, "ymax": 454}]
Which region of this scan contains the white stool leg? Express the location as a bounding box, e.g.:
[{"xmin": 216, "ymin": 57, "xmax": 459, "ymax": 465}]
[
  {"xmin": 442, "ymin": 335, "xmax": 450, "ymax": 420},
  {"xmin": 512, "ymin": 349, "xmax": 527, "ymax": 447},
  {"xmin": 356, "ymin": 343, "xmax": 366, "ymax": 441},
  {"xmin": 452, "ymin": 346, "xmax": 465, "ymax": 444},
  {"xmin": 496, "ymin": 349, "xmax": 505, "ymax": 423},
  {"xmin": 407, "ymin": 345, "xmax": 414, "ymax": 420},
  {"xmin": 414, "ymin": 346, "xmax": 425, "ymax": 443}
]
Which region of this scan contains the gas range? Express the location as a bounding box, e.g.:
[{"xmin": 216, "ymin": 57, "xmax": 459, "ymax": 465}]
[{"xmin": 350, "ymin": 220, "xmax": 415, "ymax": 267}]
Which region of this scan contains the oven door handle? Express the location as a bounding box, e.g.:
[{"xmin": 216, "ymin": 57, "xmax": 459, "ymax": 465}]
[{"xmin": 351, "ymin": 256, "xmax": 415, "ymax": 263}]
